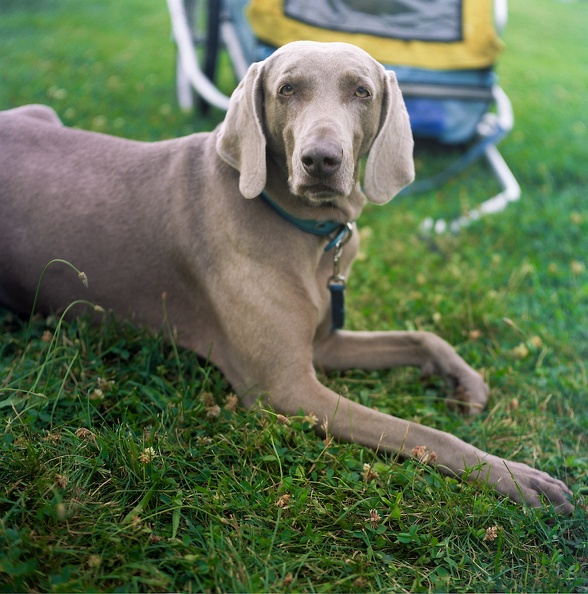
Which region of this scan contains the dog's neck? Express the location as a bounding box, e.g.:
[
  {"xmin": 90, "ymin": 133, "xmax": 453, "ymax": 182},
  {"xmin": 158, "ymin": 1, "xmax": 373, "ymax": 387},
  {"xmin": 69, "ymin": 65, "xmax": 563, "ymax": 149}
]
[
  {"xmin": 260, "ymin": 191, "xmax": 353, "ymax": 252},
  {"xmin": 261, "ymin": 156, "xmax": 358, "ymax": 330}
]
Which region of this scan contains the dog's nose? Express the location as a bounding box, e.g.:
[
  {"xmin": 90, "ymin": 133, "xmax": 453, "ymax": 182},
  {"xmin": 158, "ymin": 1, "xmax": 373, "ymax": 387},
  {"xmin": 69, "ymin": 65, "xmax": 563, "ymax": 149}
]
[{"xmin": 301, "ymin": 142, "xmax": 342, "ymax": 178}]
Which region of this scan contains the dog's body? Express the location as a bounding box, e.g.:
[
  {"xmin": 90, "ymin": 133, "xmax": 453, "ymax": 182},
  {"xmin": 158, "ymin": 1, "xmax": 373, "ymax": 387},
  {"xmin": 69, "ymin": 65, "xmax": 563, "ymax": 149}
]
[{"xmin": 0, "ymin": 42, "xmax": 572, "ymax": 512}]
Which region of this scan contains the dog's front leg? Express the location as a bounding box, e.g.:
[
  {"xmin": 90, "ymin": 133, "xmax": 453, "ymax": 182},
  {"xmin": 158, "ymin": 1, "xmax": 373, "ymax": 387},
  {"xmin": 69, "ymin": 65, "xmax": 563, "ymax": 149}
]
[
  {"xmin": 314, "ymin": 329, "xmax": 489, "ymax": 414},
  {"xmin": 263, "ymin": 370, "xmax": 572, "ymax": 512},
  {"xmin": 307, "ymin": 330, "xmax": 572, "ymax": 512}
]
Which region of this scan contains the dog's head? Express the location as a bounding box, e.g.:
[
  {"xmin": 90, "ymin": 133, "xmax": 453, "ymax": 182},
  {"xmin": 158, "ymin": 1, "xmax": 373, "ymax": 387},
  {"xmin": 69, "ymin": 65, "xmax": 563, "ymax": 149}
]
[{"xmin": 216, "ymin": 40, "xmax": 414, "ymax": 205}]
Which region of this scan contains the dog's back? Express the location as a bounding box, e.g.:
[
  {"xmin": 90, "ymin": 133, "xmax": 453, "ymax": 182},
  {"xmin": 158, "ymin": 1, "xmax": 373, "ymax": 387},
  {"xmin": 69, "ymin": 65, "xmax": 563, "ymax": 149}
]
[{"xmin": 0, "ymin": 108, "xmax": 216, "ymax": 324}]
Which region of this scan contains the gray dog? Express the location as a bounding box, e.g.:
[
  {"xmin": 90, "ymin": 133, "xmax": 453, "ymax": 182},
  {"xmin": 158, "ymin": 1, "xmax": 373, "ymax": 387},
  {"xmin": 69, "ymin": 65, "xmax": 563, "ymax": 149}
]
[{"xmin": 0, "ymin": 41, "xmax": 572, "ymax": 512}]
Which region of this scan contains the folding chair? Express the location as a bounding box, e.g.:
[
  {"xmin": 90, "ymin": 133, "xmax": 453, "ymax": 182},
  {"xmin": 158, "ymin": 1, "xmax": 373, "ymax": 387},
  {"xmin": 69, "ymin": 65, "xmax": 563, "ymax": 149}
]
[{"xmin": 168, "ymin": 0, "xmax": 520, "ymax": 232}]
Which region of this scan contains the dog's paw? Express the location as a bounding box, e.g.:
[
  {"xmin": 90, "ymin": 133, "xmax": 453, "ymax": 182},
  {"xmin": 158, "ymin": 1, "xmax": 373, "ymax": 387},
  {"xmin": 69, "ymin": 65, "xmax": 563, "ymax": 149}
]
[
  {"xmin": 418, "ymin": 333, "xmax": 489, "ymax": 415},
  {"xmin": 449, "ymin": 370, "xmax": 489, "ymax": 415},
  {"xmin": 476, "ymin": 456, "xmax": 574, "ymax": 514}
]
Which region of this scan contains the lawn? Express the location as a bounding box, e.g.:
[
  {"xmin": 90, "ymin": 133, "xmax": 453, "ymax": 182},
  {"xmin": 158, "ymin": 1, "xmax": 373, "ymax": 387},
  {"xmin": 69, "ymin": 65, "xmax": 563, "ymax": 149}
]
[{"xmin": 1, "ymin": 0, "xmax": 587, "ymax": 592}]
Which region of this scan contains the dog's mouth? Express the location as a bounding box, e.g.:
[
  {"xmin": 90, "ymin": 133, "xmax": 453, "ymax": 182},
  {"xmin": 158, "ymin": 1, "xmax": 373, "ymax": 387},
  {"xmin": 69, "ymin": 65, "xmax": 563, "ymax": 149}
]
[
  {"xmin": 296, "ymin": 184, "xmax": 342, "ymax": 205},
  {"xmin": 302, "ymin": 183, "xmax": 338, "ymax": 197}
]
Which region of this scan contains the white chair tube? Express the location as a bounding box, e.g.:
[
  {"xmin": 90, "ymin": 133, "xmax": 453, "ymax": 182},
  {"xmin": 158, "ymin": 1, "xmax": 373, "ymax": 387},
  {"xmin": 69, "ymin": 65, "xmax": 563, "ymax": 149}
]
[{"xmin": 167, "ymin": 0, "xmax": 231, "ymax": 111}]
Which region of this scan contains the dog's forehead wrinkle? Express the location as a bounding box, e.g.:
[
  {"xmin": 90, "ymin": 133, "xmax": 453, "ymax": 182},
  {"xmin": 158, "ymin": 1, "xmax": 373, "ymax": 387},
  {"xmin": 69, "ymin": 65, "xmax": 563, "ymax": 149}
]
[
  {"xmin": 273, "ymin": 40, "xmax": 376, "ymax": 63},
  {"xmin": 270, "ymin": 44, "xmax": 380, "ymax": 86}
]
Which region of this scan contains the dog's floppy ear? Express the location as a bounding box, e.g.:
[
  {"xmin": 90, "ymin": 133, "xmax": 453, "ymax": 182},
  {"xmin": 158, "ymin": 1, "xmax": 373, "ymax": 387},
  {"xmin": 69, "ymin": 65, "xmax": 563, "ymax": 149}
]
[
  {"xmin": 363, "ymin": 70, "xmax": 415, "ymax": 205},
  {"xmin": 216, "ymin": 62, "xmax": 266, "ymax": 199}
]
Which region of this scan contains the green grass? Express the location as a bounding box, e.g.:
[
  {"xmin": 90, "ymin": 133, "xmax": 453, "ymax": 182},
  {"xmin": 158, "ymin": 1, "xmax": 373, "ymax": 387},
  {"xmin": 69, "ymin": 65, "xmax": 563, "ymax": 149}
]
[{"xmin": 1, "ymin": 0, "xmax": 588, "ymax": 591}]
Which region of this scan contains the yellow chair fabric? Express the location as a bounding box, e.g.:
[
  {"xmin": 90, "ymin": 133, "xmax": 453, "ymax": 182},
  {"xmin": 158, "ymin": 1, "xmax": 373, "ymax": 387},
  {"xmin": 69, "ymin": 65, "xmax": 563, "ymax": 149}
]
[{"xmin": 247, "ymin": 0, "xmax": 503, "ymax": 69}]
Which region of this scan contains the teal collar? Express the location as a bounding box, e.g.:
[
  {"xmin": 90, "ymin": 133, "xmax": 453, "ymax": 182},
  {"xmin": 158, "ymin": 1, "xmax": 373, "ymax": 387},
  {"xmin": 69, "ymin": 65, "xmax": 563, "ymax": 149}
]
[{"xmin": 260, "ymin": 191, "xmax": 352, "ymax": 251}]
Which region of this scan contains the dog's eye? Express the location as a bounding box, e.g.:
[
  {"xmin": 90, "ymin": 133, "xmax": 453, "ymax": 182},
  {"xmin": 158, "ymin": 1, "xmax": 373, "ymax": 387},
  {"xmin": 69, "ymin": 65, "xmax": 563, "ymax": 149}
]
[
  {"xmin": 279, "ymin": 84, "xmax": 295, "ymax": 96},
  {"xmin": 355, "ymin": 86, "xmax": 371, "ymax": 98}
]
